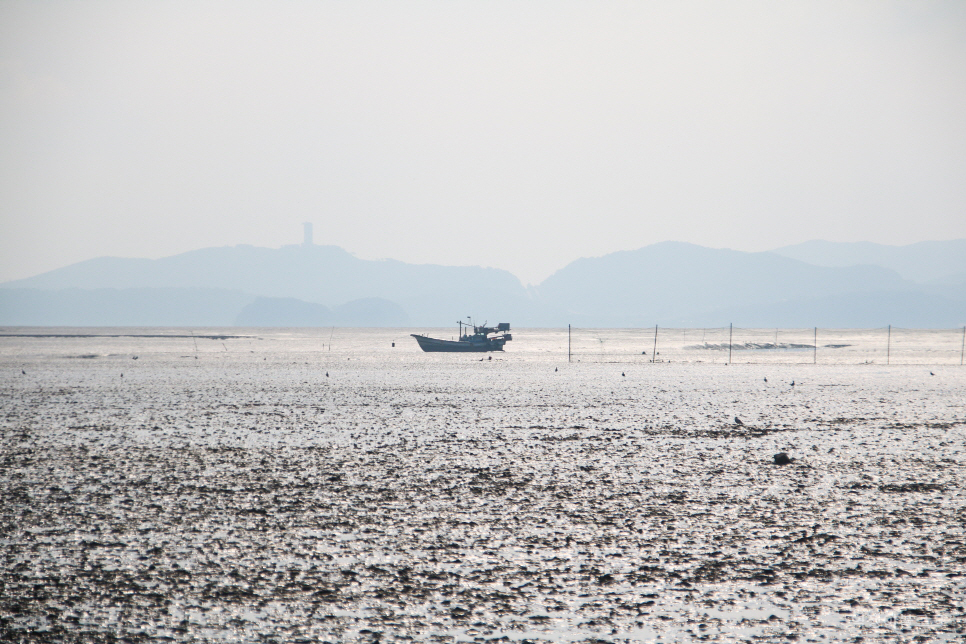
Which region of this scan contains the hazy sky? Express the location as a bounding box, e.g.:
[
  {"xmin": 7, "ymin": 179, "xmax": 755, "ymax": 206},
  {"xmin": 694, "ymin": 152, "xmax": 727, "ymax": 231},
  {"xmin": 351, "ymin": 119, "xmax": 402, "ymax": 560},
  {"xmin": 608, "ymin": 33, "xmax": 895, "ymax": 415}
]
[{"xmin": 2, "ymin": 1, "xmax": 965, "ymax": 285}]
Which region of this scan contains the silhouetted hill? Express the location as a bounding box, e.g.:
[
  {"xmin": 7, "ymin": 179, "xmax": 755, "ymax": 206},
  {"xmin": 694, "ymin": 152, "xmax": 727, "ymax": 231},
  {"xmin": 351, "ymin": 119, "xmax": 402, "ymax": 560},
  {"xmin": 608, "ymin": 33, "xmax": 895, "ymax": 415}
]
[
  {"xmin": 709, "ymin": 290, "xmax": 966, "ymax": 328},
  {"xmin": 234, "ymin": 296, "xmax": 410, "ymax": 327},
  {"xmin": 0, "ymin": 289, "xmax": 415, "ymax": 327},
  {"xmin": 2, "ymin": 241, "xmax": 963, "ymax": 327},
  {"xmin": 771, "ymin": 239, "xmax": 966, "ymax": 283},
  {"xmin": 233, "ymin": 296, "xmax": 330, "ymax": 327},
  {"xmin": 0, "ymin": 288, "xmax": 252, "ymax": 326},
  {"xmin": 1, "ymin": 244, "xmax": 528, "ymax": 326},
  {"xmin": 529, "ymin": 242, "xmax": 965, "ymax": 327},
  {"xmin": 332, "ymin": 297, "xmax": 410, "ymax": 327}
]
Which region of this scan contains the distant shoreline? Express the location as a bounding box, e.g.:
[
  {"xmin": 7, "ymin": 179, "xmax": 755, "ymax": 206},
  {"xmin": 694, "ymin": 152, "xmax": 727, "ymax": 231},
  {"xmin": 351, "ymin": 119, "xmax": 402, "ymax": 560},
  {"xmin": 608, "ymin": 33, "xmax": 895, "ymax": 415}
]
[{"xmin": 0, "ymin": 333, "xmax": 250, "ymax": 339}]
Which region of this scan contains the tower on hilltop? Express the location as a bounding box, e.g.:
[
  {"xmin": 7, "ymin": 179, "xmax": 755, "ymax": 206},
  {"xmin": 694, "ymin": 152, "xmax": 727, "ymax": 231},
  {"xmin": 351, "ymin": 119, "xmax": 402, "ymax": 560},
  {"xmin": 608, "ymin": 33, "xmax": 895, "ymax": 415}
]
[{"xmin": 302, "ymin": 222, "xmax": 313, "ymax": 246}]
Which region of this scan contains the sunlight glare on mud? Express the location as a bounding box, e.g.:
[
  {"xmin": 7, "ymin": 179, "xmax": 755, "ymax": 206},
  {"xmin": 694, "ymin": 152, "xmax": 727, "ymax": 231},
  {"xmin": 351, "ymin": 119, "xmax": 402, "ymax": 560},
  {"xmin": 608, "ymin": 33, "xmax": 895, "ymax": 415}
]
[{"xmin": 1, "ymin": 328, "xmax": 964, "ymax": 643}]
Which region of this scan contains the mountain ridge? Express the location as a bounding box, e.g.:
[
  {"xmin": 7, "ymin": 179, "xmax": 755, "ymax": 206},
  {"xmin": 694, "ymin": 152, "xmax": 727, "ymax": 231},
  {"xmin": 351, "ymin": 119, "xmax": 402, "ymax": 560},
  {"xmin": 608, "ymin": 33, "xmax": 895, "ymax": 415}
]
[
  {"xmin": 771, "ymin": 239, "xmax": 966, "ymax": 283},
  {"xmin": 532, "ymin": 241, "xmax": 915, "ymax": 326},
  {"xmin": 1, "ymin": 240, "xmax": 964, "ymax": 327}
]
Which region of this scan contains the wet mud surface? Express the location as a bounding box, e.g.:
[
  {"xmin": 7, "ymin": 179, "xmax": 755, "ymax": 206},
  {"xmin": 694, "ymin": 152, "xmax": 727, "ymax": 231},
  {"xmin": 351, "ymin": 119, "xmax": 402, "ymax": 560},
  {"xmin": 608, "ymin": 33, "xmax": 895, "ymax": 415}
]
[{"xmin": 2, "ymin": 330, "xmax": 965, "ymax": 642}]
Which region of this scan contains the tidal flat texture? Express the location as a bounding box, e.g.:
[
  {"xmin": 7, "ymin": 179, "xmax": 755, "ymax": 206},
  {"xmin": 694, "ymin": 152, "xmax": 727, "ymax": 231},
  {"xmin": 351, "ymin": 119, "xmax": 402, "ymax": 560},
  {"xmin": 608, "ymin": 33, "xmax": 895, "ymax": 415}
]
[{"xmin": 1, "ymin": 328, "xmax": 965, "ymax": 643}]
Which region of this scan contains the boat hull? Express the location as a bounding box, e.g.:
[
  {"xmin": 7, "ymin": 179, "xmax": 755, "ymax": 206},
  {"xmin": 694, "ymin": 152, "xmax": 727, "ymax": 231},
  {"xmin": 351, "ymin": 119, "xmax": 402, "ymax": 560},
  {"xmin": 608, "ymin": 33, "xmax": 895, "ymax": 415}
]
[{"xmin": 411, "ymin": 334, "xmax": 506, "ymax": 352}]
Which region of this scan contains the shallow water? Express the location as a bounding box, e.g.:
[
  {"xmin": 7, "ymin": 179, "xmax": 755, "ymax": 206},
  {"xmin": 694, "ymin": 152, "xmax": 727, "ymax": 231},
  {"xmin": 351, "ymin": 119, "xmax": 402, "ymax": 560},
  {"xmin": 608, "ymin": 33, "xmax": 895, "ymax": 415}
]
[{"xmin": 1, "ymin": 328, "xmax": 965, "ymax": 643}]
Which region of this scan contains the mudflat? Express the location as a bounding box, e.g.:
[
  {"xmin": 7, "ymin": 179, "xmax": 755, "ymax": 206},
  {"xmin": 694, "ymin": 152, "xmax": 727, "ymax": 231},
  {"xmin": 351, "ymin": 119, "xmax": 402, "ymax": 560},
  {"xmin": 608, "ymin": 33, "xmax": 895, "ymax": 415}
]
[{"xmin": 2, "ymin": 329, "xmax": 964, "ymax": 642}]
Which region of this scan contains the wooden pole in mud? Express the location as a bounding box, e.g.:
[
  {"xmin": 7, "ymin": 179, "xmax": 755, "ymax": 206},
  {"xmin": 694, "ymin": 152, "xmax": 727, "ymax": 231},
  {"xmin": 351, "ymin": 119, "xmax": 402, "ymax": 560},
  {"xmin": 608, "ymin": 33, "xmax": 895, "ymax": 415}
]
[
  {"xmin": 961, "ymin": 326, "xmax": 965, "ymax": 366},
  {"xmin": 568, "ymin": 324, "xmax": 571, "ymax": 363},
  {"xmin": 814, "ymin": 327, "xmax": 817, "ymax": 364},
  {"xmin": 652, "ymin": 325, "xmax": 658, "ymax": 363},
  {"xmin": 886, "ymin": 325, "xmax": 891, "ymax": 365},
  {"xmin": 728, "ymin": 323, "xmax": 733, "ymax": 365}
]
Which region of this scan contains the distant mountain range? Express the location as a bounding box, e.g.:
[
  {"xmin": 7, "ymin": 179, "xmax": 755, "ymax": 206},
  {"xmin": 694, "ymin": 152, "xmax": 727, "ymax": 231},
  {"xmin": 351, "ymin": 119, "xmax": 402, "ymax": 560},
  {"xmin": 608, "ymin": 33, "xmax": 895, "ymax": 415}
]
[
  {"xmin": 771, "ymin": 239, "xmax": 966, "ymax": 283},
  {"xmin": 1, "ymin": 240, "xmax": 964, "ymax": 327}
]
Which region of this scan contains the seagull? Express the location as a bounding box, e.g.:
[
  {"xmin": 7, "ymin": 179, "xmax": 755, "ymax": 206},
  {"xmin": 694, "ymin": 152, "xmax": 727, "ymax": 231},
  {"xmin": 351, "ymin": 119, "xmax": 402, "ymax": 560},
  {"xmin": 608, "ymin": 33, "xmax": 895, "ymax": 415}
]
[
  {"xmin": 622, "ymin": 372, "xmax": 625, "ymax": 377},
  {"xmin": 790, "ymin": 380, "xmax": 795, "ymax": 387},
  {"xmin": 763, "ymin": 377, "xmax": 767, "ymax": 383},
  {"xmin": 21, "ymin": 369, "xmax": 26, "ymax": 375},
  {"xmin": 325, "ymin": 372, "xmax": 329, "ymax": 377},
  {"xmin": 930, "ymin": 371, "xmax": 935, "ymax": 376},
  {"xmin": 555, "ymin": 367, "xmax": 558, "ymax": 372},
  {"xmin": 734, "ymin": 417, "xmax": 744, "ymax": 426},
  {"xmin": 132, "ymin": 356, "xmax": 139, "ymax": 360}
]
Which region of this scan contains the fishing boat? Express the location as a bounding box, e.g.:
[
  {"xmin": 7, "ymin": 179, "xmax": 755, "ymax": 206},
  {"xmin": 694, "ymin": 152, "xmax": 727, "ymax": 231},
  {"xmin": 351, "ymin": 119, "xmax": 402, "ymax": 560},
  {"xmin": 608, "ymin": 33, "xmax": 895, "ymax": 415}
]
[{"xmin": 411, "ymin": 320, "xmax": 512, "ymax": 352}]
